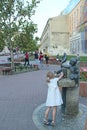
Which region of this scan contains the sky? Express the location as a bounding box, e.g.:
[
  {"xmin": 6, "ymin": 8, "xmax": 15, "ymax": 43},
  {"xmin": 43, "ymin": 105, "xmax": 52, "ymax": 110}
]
[{"xmin": 31, "ymin": 0, "xmax": 70, "ymax": 38}]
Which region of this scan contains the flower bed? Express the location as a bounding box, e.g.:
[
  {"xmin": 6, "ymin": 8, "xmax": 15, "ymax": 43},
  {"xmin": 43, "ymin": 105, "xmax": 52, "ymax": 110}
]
[{"xmin": 80, "ymin": 67, "xmax": 87, "ymax": 81}]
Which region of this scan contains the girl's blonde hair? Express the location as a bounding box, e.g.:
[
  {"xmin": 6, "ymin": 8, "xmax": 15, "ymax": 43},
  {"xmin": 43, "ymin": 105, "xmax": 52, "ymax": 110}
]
[{"xmin": 46, "ymin": 71, "xmax": 54, "ymax": 82}]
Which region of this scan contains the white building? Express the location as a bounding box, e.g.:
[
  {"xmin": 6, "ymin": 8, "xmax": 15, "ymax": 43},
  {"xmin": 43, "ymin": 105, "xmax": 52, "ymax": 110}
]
[{"xmin": 39, "ymin": 15, "xmax": 70, "ymax": 56}]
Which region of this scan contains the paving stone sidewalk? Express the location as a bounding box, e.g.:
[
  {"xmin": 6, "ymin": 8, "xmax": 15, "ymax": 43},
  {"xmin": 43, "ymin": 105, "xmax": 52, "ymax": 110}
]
[
  {"xmin": 0, "ymin": 64, "xmax": 87, "ymax": 130},
  {"xmin": 33, "ymin": 103, "xmax": 87, "ymax": 130}
]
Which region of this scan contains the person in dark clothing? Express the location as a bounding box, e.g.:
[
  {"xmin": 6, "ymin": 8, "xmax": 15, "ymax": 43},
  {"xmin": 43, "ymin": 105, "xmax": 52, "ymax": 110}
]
[
  {"xmin": 56, "ymin": 53, "xmax": 59, "ymax": 61},
  {"xmin": 34, "ymin": 50, "xmax": 39, "ymax": 65},
  {"xmin": 45, "ymin": 53, "xmax": 49, "ymax": 65},
  {"xmin": 24, "ymin": 52, "xmax": 29, "ymax": 65},
  {"xmin": 34, "ymin": 50, "xmax": 38, "ymax": 60},
  {"xmin": 39, "ymin": 51, "xmax": 44, "ymax": 67}
]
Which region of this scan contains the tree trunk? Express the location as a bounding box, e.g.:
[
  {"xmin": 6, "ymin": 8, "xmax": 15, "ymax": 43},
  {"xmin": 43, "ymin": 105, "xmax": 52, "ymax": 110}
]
[{"xmin": 10, "ymin": 48, "xmax": 14, "ymax": 70}]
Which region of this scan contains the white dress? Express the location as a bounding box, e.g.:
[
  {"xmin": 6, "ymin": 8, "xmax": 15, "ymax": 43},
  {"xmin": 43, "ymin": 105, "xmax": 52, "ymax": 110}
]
[{"xmin": 46, "ymin": 78, "xmax": 63, "ymax": 106}]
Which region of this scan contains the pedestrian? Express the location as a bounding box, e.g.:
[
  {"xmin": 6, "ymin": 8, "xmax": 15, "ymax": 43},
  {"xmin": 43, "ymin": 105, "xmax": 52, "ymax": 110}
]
[
  {"xmin": 44, "ymin": 71, "xmax": 63, "ymax": 126},
  {"xmin": 39, "ymin": 51, "xmax": 44, "ymax": 68},
  {"xmin": 45, "ymin": 53, "xmax": 49, "ymax": 65},
  {"xmin": 24, "ymin": 52, "xmax": 29, "ymax": 66},
  {"xmin": 61, "ymin": 52, "xmax": 67, "ymax": 64},
  {"xmin": 76, "ymin": 53, "xmax": 80, "ymax": 61},
  {"xmin": 56, "ymin": 53, "xmax": 59, "ymax": 61},
  {"xmin": 34, "ymin": 50, "xmax": 39, "ymax": 65}
]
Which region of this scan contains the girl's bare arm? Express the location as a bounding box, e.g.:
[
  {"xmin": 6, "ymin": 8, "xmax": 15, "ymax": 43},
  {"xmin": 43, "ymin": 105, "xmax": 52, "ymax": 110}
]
[{"xmin": 58, "ymin": 72, "xmax": 64, "ymax": 80}]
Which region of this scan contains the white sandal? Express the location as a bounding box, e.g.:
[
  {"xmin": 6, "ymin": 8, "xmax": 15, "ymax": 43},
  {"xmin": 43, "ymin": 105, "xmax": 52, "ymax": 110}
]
[
  {"xmin": 50, "ymin": 120, "xmax": 55, "ymax": 126},
  {"xmin": 43, "ymin": 119, "xmax": 50, "ymax": 125}
]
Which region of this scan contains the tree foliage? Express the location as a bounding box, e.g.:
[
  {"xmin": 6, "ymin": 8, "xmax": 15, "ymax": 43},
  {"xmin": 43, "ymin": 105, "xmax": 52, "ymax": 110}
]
[
  {"xmin": 0, "ymin": 0, "xmax": 41, "ymax": 52},
  {"xmin": 13, "ymin": 21, "xmax": 39, "ymax": 52}
]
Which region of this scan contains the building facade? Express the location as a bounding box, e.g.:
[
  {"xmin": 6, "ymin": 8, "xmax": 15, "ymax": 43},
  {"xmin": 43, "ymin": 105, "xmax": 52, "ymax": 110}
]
[
  {"xmin": 40, "ymin": 0, "xmax": 86, "ymax": 55},
  {"xmin": 62, "ymin": 0, "xmax": 80, "ymax": 15},
  {"xmin": 68, "ymin": 0, "xmax": 85, "ymax": 54},
  {"xmin": 83, "ymin": 0, "xmax": 87, "ymax": 53},
  {"xmin": 40, "ymin": 15, "xmax": 69, "ymax": 55}
]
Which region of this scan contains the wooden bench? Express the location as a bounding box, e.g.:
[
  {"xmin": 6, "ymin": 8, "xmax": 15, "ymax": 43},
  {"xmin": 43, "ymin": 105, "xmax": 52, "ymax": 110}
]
[
  {"xmin": 2, "ymin": 67, "xmax": 12, "ymax": 75},
  {"xmin": 0, "ymin": 67, "xmax": 12, "ymax": 75}
]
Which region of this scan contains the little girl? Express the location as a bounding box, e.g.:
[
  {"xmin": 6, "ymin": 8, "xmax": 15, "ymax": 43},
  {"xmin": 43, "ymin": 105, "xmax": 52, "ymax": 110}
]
[{"xmin": 44, "ymin": 71, "xmax": 63, "ymax": 126}]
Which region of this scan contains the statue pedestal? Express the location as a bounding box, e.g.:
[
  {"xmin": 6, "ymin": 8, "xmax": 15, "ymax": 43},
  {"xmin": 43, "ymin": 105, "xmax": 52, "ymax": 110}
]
[
  {"xmin": 66, "ymin": 87, "xmax": 79, "ymax": 115},
  {"xmin": 59, "ymin": 79, "xmax": 79, "ymax": 116}
]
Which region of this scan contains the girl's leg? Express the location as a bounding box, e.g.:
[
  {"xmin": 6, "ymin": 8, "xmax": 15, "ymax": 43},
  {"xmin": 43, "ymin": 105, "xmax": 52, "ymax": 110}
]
[
  {"xmin": 52, "ymin": 106, "xmax": 57, "ymax": 122},
  {"xmin": 44, "ymin": 107, "xmax": 51, "ymax": 120}
]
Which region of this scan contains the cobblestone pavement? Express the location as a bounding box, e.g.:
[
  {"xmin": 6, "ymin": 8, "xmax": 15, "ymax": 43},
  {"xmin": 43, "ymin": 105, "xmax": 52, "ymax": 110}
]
[
  {"xmin": 0, "ymin": 64, "xmax": 87, "ymax": 130},
  {"xmin": 33, "ymin": 103, "xmax": 87, "ymax": 130}
]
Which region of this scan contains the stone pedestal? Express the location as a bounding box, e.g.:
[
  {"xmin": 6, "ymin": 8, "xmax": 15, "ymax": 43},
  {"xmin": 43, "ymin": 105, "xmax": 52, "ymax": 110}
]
[
  {"xmin": 58, "ymin": 58, "xmax": 80, "ymax": 116},
  {"xmin": 66, "ymin": 87, "xmax": 79, "ymax": 115},
  {"xmin": 59, "ymin": 78, "xmax": 79, "ymax": 116}
]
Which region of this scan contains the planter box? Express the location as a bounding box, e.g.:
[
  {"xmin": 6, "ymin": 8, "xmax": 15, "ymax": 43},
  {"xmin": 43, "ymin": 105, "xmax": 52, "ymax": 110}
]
[
  {"xmin": 79, "ymin": 82, "xmax": 87, "ymax": 97},
  {"xmin": 85, "ymin": 118, "xmax": 87, "ymax": 130}
]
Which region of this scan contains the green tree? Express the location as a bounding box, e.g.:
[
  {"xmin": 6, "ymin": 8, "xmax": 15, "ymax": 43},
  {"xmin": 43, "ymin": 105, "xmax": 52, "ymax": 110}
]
[
  {"xmin": 13, "ymin": 22, "xmax": 40, "ymax": 52},
  {"xmin": 0, "ymin": 0, "xmax": 41, "ymax": 69},
  {"xmin": 0, "ymin": 31, "xmax": 5, "ymax": 51}
]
